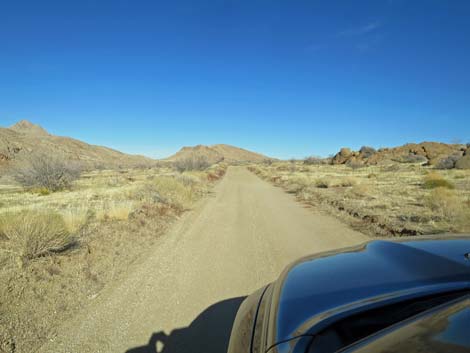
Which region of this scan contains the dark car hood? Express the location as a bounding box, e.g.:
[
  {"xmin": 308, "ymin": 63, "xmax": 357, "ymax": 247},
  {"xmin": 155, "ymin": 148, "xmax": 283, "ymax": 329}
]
[{"xmin": 270, "ymin": 238, "xmax": 470, "ymax": 346}]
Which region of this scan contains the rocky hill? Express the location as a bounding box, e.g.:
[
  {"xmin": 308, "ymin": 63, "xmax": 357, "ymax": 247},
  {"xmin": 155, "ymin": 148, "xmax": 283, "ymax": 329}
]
[
  {"xmin": 167, "ymin": 144, "xmax": 271, "ymax": 164},
  {"xmin": 331, "ymin": 142, "xmax": 470, "ymax": 169},
  {"xmin": 0, "ymin": 120, "xmax": 155, "ymax": 170}
]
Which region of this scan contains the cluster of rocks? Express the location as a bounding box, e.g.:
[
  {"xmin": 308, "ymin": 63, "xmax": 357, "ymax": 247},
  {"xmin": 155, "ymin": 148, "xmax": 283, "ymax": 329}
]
[{"xmin": 331, "ymin": 142, "xmax": 470, "ymax": 169}]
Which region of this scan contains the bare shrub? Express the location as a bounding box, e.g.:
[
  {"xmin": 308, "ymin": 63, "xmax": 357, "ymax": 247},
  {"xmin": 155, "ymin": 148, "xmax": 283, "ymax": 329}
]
[
  {"xmin": 14, "ymin": 155, "xmax": 82, "ymax": 192},
  {"xmin": 351, "ymin": 184, "xmax": 371, "ymax": 198},
  {"xmin": 174, "ymin": 155, "xmax": 211, "ymax": 172},
  {"xmin": 334, "ymin": 177, "xmax": 357, "ymax": 187},
  {"xmin": 263, "ymin": 159, "xmax": 273, "ymax": 165},
  {"xmin": 176, "ymin": 174, "xmax": 200, "ymax": 186},
  {"xmin": 0, "ymin": 210, "xmax": 75, "ymax": 264},
  {"xmin": 392, "ymin": 154, "xmax": 427, "ymax": 164},
  {"xmin": 303, "ymin": 156, "xmax": 325, "ymax": 165},
  {"xmin": 423, "ymin": 172, "xmax": 455, "ymax": 189}
]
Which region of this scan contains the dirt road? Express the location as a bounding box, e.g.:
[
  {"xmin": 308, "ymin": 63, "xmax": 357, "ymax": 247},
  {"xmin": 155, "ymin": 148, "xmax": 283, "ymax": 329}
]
[{"xmin": 40, "ymin": 167, "xmax": 367, "ymax": 353}]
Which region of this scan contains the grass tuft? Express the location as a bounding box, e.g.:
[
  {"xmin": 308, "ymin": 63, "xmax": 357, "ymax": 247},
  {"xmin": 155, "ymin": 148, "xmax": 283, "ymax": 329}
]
[
  {"xmin": 0, "ymin": 210, "xmax": 75, "ymax": 264},
  {"xmin": 423, "ymin": 172, "xmax": 455, "ymax": 189}
]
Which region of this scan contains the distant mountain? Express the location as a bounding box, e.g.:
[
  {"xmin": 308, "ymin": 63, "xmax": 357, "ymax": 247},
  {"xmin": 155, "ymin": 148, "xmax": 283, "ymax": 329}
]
[
  {"xmin": 167, "ymin": 144, "xmax": 271, "ymax": 164},
  {"xmin": 0, "ymin": 120, "xmax": 155, "ymax": 170}
]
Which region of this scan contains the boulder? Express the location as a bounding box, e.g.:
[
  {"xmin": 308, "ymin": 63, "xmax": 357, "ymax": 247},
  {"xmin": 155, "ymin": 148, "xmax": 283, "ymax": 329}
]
[
  {"xmin": 435, "ymin": 154, "xmax": 462, "ymax": 169},
  {"xmin": 332, "ymin": 147, "xmax": 353, "ymax": 164},
  {"xmin": 455, "ymin": 155, "xmax": 470, "ymax": 169},
  {"xmin": 359, "ymin": 146, "xmax": 376, "ymax": 158},
  {"xmin": 340, "ymin": 148, "xmax": 352, "ymax": 157}
]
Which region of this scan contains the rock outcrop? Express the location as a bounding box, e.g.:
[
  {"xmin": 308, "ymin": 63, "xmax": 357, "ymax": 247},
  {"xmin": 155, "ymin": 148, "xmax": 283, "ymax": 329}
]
[
  {"xmin": 455, "ymin": 155, "xmax": 470, "ymax": 169},
  {"xmin": 331, "ymin": 142, "xmax": 468, "ymax": 168}
]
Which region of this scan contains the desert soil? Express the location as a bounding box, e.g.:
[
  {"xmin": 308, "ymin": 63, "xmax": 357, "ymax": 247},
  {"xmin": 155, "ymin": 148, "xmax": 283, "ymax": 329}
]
[{"xmin": 39, "ymin": 167, "xmax": 367, "ymax": 353}]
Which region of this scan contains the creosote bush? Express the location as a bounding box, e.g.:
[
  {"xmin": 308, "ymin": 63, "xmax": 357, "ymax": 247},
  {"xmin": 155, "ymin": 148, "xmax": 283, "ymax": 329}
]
[
  {"xmin": 423, "ymin": 172, "xmax": 455, "ymax": 190},
  {"xmin": 0, "ymin": 210, "xmax": 75, "ymax": 264},
  {"xmin": 14, "ymin": 155, "xmax": 82, "ymax": 192},
  {"xmin": 174, "ymin": 155, "xmax": 211, "ymax": 172}
]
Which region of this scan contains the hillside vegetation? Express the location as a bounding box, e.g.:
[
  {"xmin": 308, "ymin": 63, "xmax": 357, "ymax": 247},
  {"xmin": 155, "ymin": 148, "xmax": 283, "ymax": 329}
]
[
  {"xmin": 249, "ymin": 158, "xmax": 470, "ymax": 237},
  {"xmin": 0, "ymin": 120, "xmax": 155, "ymax": 171}
]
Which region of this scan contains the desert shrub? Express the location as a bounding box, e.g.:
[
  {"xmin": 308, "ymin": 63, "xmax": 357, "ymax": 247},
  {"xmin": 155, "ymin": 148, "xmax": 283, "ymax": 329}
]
[
  {"xmin": 315, "ymin": 178, "xmax": 330, "ymax": 188},
  {"xmin": 0, "ymin": 210, "xmax": 75, "ymax": 263},
  {"xmin": 351, "ymin": 184, "xmax": 371, "ymax": 198},
  {"xmin": 14, "ymin": 155, "xmax": 81, "ymax": 192},
  {"xmin": 286, "ymin": 175, "xmax": 311, "ymax": 192},
  {"xmin": 263, "ymin": 159, "xmax": 273, "ymax": 165},
  {"xmin": 247, "ymin": 166, "xmax": 261, "ymax": 174},
  {"xmin": 392, "ymin": 154, "xmax": 427, "ymax": 164},
  {"xmin": 381, "ymin": 164, "xmax": 401, "ymax": 172},
  {"xmin": 423, "ymin": 172, "xmax": 455, "ymax": 189},
  {"xmin": 289, "ymin": 159, "xmax": 297, "ymax": 172},
  {"xmin": 107, "ymin": 202, "xmax": 134, "ymax": 220},
  {"xmin": 303, "ymin": 156, "xmax": 325, "ymax": 165},
  {"xmin": 176, "ymin": 173, "xmax": 201, "ymax": 186},
  {"xmin": 174, "ymin": 155, "xmax": 211, "ymax": 172},
  {"xmin": 334, "ymin": 177, "xmax": 357, "ymax": 187},
  {"xmin": 346, "ymin": 161, "xmax": 365, "ymax": 170},
  {"xmin": 425, "ymin": 188, "xmax": 461, "ymax": 219},
  {"xmin": 131, "ymin": 184, "xmax": 167, "ymax": 204},
  {"xmin": 154, "ymin": 177, "xmax": 194, "ymax": 209},
  {"xmin": 95, "ymin": 201, "xmax": 135, "ymax": 221},
  {"xmin": 31, "ymin": 187, "xmax": 51, "ymax": 196}
]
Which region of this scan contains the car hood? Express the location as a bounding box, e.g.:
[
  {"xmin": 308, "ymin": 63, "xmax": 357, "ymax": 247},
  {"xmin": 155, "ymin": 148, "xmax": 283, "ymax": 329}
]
[{"xmin": 269, "ymin": 237, "xmax": 470, "ymax": 347}]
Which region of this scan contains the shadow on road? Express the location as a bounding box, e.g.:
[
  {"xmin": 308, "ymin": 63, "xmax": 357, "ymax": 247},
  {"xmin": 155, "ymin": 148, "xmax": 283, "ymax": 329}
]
[{"xmin": 125, "ymin": 296, "xmax": 245, "ymax": 353}]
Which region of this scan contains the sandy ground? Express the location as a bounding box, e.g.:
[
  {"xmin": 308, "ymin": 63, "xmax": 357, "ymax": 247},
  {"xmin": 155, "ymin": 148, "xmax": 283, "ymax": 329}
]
[{"xmin": 39, "ymin": 167, "xmax": 367, "ymax": 353}]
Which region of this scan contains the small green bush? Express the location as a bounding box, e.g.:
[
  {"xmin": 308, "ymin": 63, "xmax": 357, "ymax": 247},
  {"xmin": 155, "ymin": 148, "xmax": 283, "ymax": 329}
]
[{"xmin": 423, "ymin": 173, "xmax": 455, "ymax": 189}]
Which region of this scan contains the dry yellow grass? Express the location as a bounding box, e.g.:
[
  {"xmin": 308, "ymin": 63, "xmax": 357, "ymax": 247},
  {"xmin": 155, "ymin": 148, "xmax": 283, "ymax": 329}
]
[
  {"xmin": 249, "ymin": 162, "xmax": 470, "ymax": 236},
  {"xmin": 0, "ymin": 163, "xmax": 227, "ymax": 352},
  {"xmin": 95, "ymin": 201, "xmax": 135, "ymax": 221},
  {"xmin": 0, "ymin": 210, "xmax": 74, "ymax": 265},
  {"xmin": 60, "ymin": 207, "xmax": 90, "ymax": 233}
]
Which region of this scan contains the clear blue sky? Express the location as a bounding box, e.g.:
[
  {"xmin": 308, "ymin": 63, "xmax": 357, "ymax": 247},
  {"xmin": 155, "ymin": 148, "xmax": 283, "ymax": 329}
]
[{"xmin": 0, "ymin": 0, "xmax": 469, "ymax": 159}]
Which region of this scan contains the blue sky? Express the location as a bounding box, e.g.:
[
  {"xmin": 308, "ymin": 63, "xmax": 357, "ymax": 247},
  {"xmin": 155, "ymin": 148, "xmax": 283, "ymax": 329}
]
[{"xmin": 0, "ymin": 0, "xmax": 469, "ymax": 159}]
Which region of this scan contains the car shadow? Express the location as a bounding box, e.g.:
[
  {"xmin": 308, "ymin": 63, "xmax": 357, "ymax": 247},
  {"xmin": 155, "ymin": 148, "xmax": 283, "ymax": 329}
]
[{"xmin": 125, "ymin": 296, "xmax": 246, "ymax": 353}]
